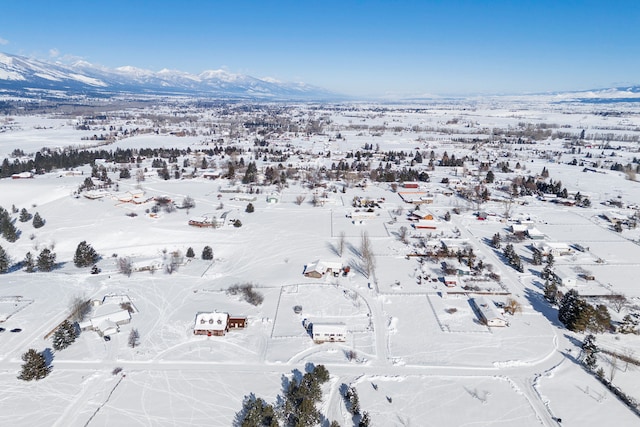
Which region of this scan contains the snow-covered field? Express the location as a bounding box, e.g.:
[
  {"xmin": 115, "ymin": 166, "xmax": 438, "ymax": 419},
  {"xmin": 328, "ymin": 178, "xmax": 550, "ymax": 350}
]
[{"xmin": 1, "ymin": 99, "xmax": 640, "ymax": 426}]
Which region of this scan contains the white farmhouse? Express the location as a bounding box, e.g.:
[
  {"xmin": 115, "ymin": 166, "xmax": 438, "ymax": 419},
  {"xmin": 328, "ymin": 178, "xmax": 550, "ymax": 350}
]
[
  {"xmin": 536, "ymin": 242, "xmax": 573, "ymax": 257},
  {"xmin": 473, "ymin": 297, "xmax": 508, "ymax": 327},
  {"xmin": 303, "ymin": 260, "xmax": 343, "ymax": 278},
  {"xmin": 311, "ymin": 322, "xmax": 347, "ymax": 343},
  {"xmin": 78, "ymin": 306, "xmax": 131, "ymax": 337},
  {"xmin": 193, "ymin": 311, "xmax": 229, "ymax": 336}
]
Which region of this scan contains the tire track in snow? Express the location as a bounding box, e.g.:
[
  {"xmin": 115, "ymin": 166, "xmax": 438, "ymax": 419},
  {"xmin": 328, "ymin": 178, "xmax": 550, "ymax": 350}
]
[{"xmin": 82, "ymin": 374, "xmax": 125, "ymax": 427}]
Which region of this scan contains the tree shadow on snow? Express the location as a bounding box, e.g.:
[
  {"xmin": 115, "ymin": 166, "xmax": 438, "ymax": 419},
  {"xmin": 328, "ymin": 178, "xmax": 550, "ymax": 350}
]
[
  {"xmin": 325, "ymin": 242, "xmax": 340, "ymax": 257},
  {"xmin": 347, "ymin": 242, "xmax": 361, "ymax": 258},
  {"xmin": 523, "ymin": 287, "xmax": 563, "ymax": 329},
  {"xmin": 42, "ymin": 347, "xmax": 55, "ymax": 366},
  {"xmin": 348, "ymin": 257, "xmax": 367, "ymax": 279},
  {"xmin": 528, "ymin": 269, "xmax": 543, "ymax": 281}
]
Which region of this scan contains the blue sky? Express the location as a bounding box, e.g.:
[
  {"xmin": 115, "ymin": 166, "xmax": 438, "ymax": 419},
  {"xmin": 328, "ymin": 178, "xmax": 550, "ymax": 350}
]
[{"xmin": 1, "ymin": 0, "xmax": 639, "ymax": 97}]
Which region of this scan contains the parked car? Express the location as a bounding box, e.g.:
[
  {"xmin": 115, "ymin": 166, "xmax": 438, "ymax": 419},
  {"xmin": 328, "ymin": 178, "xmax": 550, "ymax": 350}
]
[{"xmin": 10, "ymin": 328, "xmax": 22, "ymax": 333}]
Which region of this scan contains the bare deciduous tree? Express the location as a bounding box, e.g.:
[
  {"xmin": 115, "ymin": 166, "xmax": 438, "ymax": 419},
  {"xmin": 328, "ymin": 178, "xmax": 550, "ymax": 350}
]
[
  {"xmin": 181, "ymin": 195, "xmax": 195, "ymax": 210},
  {"xmin": 360, "ymin": 231, "xmax": 376, "ymax": 279},
  {"xmin": 128, "ymin": 328, "xmax": 140, "ymax": 348},
  {"xmin": 70, "ymin": 296, "xmax": 91, "ymax": 322},
  {"xmin": 503, "ymin": 197, "xmax": 515, "ymax": 220},
  {"xmin": 610, "ymin": 294, "xmax": 627, "ymax": 313},
  {"xmin": 118, "ymin": 257, "xmax": 133, "ymax": 277},
  {"xmin": 398, "ymin": 226, "xmax": 409, "ymax": 244},
  {"xmin": 295, "ymin": 195, "xmax": 306, "ymax": 205},
  {"xmin": 165, "ymin": 250, "xmax": 183, "ymax": 274},
  {"xmin": 504, "ymin": 298, "xmax": 523, "ymax": 315},
  {"xmin": 625, "ymin": 169, "xmax": 637, "ymax": 181}
]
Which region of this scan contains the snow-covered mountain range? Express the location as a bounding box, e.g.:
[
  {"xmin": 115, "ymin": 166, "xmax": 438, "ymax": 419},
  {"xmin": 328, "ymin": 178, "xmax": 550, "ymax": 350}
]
[{"xmin": 0, "ymin": 52, "xmax": 340, "ymax": 100}]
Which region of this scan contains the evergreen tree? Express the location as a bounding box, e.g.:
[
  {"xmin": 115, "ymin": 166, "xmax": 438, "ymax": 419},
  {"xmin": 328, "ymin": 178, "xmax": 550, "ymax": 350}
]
[
  {"xmin": 558, "ymin": 289, "xmax": 591, "ymax": 332},
  {"xmin": 52, "ymin": 320, "xmax": 78, "ymax": 351},
  {"xmin": 73, "ymin": 241, "xmax": 99, "ymax": 267},
  {"xmin": 18, "ymin": 349, "xmax": 51, "ymax": 381},
  {"xmin": 582, "ymin": 334, "xmax": 598, "ymax": 370},
  {"xmin": 246, "ymin": 203, "xmax": 255, "ymax": 213},
  {"xmin": 202, "ymin": 246, "xmax": 213, "ymax": 260},
  {"xmin": 503, "ymin": 243, "xmax": 514, "ymax": 261},
  {"xmin": 1, "ymin": 215, "xmax": 18, "ymax": 242},
  {"xmin": 282, "ymin": 365, "xmax": 329, "ymax": 427},
  {"xmin": 543, "ymin": 280, "xmax": 558, "ymax": 304},
  {"xmin": 242, "ymin": 162, "xmax": 258, "ymax": 184},
  {"xmin": 186, "ymin": 247, "xmax": 195, "ymax": 258},
  {"xmin": 619, "ymin": 314, "xmax": 638, "ymax": 334},
  {"xmin": 237, "ymin": 395, "xmax": 278, "ymax": 427},
  {"xmin": 0, "ymin": 245, "xmax": 9, "ymax": 273},
  {"xmin": 589, "ymin": 304, "xmax": 611, "ymax": 333},
  {"xmin": 32, "ymin": 212, "xmax": 45, "ymax": 228},
  {"xmin": 346, "ymin": 386, "xmax": 360, "ymax": 415},
  {"xmin": 532, "ymin": 250, "xmax": 542, "ymax": 265},
  {"xmin": 19, "ymin": 208, "xmax": 31, "ymax": 222},
  {"xmin": 491, "ymin": 233, "xmax": 501, "ymax": 249},
  {"xmin": 485, "ymin": 170, "xmax": 495, "ymax": 183},
  {"xmin": 119, "ymin": 168, "xmax": 131, "ymax": 179},
  {"xmin": 23, "ymin": 251, "xmax": 35, "ymax": 273},
  {"xmin": 359, "ymin": 412, "xmax": 371, "ymax": 427},
  {"xmin": 546, "ymin": 253, "xmax": 554, "ymax": 267},
  {"xmin": 37, "ymin": 248, "xmax": 56, "ymax": 272}
]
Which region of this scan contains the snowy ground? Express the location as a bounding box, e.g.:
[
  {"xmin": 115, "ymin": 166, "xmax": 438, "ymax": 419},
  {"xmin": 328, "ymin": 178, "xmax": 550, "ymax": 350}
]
[{"xmin": 1, "ymin": 101, "xmax": 640, "ymax": 426}]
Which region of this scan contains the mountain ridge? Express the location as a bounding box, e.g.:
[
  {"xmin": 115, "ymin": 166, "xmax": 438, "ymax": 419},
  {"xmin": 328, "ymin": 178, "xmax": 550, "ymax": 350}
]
[{"xmin": 0, "ymin": 52, "xmax": 341, "ymax": 100}]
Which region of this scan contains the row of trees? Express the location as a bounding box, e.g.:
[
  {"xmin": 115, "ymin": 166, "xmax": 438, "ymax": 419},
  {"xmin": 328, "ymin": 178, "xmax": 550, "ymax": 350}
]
[
  {"xmin": 557, "ymin": 289, "xmax": 611, "ymax": 333},
  {"xmin": 502, "ymin": 243, "xmax": 524, "ymax": 272},
  {"xmin": 1, "ymin": 240, "xmax": 101, "ymax": 274},
  {"xmin": 0, "ymin": 206, "xmax": 45, "ymax": 244},
  {"xmin": 0, "ymin": 246, "xmax": 57, "ymax": 273},
  {"xmin": 20, "ymin": 315, "xmax": 82, "ymax": 381},
  {"xmin": 0, "ymin": 146, "xmax": 198, "ymax": 179},
  {"xmin": 342, "ymin": 385, "xmax": 371, "ymax": 426},
  {"xmin": 3, "ymin": 240, "xmax": 216, "ymax": 275},
  {"xmin": 235, "ymin": 365, "xmax": 345, "ymax": 427}
]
